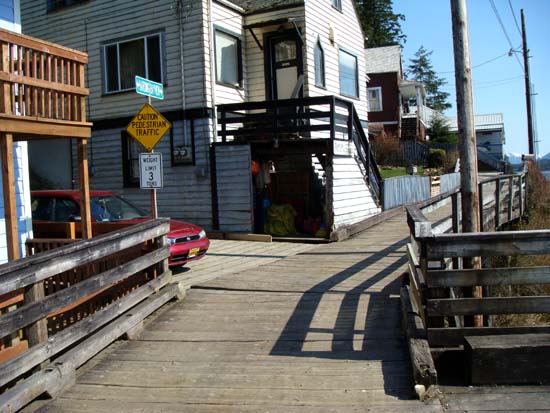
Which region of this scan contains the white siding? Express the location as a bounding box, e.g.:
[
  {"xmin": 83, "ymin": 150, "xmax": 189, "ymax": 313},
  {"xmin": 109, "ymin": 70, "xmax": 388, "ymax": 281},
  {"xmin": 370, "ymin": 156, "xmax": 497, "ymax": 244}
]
[
  {"xmin": 331, "ymin": 155, "xmax": 380, "ymax": 229},
  {"xmin": 20, "ymin": 0, "xmax": 210, "ymax": 120},
  {"xmin": 71, "ymin": 119, "xmax": 214, "ymax": 229},
  {"xmin": 211, "ymin": 2, "xmax": 246, "ymax": 105},
  {"xmin": 304, "ymin": 0, "xmax": 368, "ymax": 118}
]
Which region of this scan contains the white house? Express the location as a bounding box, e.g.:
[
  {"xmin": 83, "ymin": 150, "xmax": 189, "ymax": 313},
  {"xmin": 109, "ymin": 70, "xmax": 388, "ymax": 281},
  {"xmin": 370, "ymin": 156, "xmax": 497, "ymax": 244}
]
[{"xmin": 21, "ymin": 0, "xmax": 382, "ymax": 238}]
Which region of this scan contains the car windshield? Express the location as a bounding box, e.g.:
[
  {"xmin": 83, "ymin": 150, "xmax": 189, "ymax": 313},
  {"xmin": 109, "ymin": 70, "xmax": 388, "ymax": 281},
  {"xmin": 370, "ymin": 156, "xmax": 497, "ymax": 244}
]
[{"xmin": 90, "ymin": 195, "xmax": 149, "ymax": 222}]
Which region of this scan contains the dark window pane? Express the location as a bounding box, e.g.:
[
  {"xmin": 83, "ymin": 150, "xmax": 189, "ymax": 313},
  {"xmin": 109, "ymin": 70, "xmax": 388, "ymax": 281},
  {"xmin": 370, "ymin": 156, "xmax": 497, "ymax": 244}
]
[
  {"xmin": 119, "ymin": 38, "xmax": 145, "ymax": 90},
  {"xmin": 105, "ymin": 45, "xmax": 119, "ymax": 92},
  {"xmin": 314, "ymin": 42, "xmax": 325, "ymax": 87},
  {"xmin": 147, "ymin": 35, "xmax": 162, "ymax": 83}
]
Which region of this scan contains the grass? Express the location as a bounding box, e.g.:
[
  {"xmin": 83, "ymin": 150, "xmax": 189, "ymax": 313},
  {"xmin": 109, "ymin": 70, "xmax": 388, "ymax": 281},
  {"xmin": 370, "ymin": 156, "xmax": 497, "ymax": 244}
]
[{"xmin": 380, "ymin": 166, "xmax": 425, "ymax": 179}]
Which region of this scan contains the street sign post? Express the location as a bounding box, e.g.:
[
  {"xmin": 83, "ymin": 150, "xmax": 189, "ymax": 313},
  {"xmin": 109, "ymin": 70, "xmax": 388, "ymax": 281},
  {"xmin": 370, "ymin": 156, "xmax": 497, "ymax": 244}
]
[
  {"xmin": 139, "ymin": 152, "xmax": 163, "ymax": 189},
  {"xmin": 135, "ymin": 76, "xmax": 164, "ymax": 100},
  {"xmin": 125, "ymin": 103, "xmax": 171, "ymax": 152}
]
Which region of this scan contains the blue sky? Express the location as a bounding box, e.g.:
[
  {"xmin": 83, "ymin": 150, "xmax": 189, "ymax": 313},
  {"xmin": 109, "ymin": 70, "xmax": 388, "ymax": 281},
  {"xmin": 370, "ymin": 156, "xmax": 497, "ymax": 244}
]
[{"xmin": 393, "ymin": 0, "xmax": 550, "ymax": 157}]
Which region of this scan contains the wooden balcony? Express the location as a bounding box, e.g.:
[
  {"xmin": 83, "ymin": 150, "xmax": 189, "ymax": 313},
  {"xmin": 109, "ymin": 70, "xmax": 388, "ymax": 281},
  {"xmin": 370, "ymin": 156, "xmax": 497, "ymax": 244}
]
[{"xmin": 0, "ymin": 29, "xmax": 92, "ymax": 139}]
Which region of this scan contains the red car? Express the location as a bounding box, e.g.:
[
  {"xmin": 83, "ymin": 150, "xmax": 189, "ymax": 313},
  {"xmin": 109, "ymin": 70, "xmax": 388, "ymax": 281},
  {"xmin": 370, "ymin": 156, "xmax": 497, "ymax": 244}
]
[{"xmin": 31, "ymin": 190, "xmax": 209, "ymax": 267}]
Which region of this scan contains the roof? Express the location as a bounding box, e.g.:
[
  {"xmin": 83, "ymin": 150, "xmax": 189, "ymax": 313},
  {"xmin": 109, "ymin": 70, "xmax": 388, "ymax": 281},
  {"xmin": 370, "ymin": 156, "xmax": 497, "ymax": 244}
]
[
  {"xmin": 446, "ymin": 113, "xmax": 504, "ymax": 132},
  {"xmin": 229, "ymin": 0, "xmax": 303, "ymax": 13},
  {"xmin": 364, "ymin": 45, "xmax": 402, "ymax": 75}
]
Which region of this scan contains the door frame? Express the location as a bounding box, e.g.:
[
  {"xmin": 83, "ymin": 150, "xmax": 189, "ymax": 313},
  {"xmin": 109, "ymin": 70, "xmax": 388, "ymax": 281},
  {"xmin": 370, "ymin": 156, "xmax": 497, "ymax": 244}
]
[{"xmin": 263, "ymin": 29, "xmax": 304, "ymax": 101}]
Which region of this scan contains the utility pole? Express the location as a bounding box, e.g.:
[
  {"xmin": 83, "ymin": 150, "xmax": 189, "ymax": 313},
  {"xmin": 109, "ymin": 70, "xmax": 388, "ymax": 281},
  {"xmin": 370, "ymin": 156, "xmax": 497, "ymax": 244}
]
[
  {"xmin": 521, "ymin": 9, "xmax": 534, "ymax": 155},
  {"xmin": 450, "ymin": 0, "xmax": 482, "ymax": 327}
]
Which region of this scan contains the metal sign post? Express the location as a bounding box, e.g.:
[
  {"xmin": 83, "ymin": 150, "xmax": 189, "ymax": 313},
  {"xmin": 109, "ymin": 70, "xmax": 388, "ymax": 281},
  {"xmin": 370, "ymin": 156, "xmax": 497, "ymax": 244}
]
[{"xmin": 126, "ymin": 77, "xmax": 168, "ymax": 219}]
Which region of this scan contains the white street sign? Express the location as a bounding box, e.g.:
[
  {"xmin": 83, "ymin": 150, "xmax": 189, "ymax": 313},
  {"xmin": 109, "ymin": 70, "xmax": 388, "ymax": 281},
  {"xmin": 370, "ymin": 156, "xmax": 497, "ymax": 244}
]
[{"xmin": 139, "ymin": 153, "xmax": 163, "ymax": 189}]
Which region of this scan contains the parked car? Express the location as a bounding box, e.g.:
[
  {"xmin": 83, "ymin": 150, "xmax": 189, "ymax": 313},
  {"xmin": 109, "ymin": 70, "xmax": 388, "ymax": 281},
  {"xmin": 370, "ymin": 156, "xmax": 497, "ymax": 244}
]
[{"xmin": 31, "ymin": 190, "xmax": 209, "ymax": 267}]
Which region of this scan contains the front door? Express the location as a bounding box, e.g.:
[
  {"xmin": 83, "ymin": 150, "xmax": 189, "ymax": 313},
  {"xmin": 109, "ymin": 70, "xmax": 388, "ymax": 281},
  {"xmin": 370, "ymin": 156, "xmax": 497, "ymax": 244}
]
[{"xmin": 265, "ymin": 30, "xmax": 303, "ymax": 100}]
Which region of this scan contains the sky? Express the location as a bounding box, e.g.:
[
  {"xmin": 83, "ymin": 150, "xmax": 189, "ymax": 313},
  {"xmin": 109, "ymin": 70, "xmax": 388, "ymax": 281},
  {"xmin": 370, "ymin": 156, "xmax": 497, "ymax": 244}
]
[{"xmin": 393, "ymin": 0, "xmax": 550, "ymax": 157}]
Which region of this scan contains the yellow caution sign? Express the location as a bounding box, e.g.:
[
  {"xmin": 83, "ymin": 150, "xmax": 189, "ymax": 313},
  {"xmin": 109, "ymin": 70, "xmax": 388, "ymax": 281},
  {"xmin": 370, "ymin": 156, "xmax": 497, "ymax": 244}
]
[{"xmin": 126, "ymin": 103, "xmax": 171, "ymax": 152}]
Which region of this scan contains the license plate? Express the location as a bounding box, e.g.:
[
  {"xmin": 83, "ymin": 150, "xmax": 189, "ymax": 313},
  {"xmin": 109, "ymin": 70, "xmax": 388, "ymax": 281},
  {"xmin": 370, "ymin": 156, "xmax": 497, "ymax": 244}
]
[{"xmin": 188, "ymin": 247, "xmax": 200, "ymax": 258}]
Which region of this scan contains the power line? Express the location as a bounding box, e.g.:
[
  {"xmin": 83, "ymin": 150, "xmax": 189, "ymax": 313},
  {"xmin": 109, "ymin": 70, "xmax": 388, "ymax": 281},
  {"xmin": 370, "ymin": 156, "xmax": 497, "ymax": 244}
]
[
  {"xmin": 489, "ymin": 0, "xmax": 524, "ymax": 70},
  {"xmin": 437, "ymin": 52, "xmax": 509, "ymax": 75},
  {"xmin": 508, "ymin": 0, "xmax": 522, "ymax": 37}
]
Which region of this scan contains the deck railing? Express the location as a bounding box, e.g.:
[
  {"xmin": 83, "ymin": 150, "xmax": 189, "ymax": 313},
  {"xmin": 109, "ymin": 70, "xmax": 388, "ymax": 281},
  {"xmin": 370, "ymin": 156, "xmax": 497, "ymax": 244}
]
[
  {"xmin": 0, "ymin": 28, "xmax": 91, "ymax": 138},
  {"xmin": 404, "ymin": 171, "xmax": 550, "ymax": 348},
  {"xmin": 217, "ymin": 96, "xmax": 382, "ymax": 203},
  {"xmin": 0, "ymin": 220, "xmax": 182, "ymax": 410}
]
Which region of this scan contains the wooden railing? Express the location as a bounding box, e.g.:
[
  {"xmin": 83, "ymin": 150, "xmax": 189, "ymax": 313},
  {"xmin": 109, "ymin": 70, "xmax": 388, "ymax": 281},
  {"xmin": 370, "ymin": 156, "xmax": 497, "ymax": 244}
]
[
  {"xmin": 0, "ymin": 28, "xmax": 91, "ymax": 138},
  {"xmin": 405, "ymin": 171, "xmax": 550, "ymax": 351},
  {"xmin": 217, "ymin": 96, "xmax": 382, "ymax": 203},
  {"xmin": 0, "ymin": 220, "xmax": 183, "ymax": 411}
]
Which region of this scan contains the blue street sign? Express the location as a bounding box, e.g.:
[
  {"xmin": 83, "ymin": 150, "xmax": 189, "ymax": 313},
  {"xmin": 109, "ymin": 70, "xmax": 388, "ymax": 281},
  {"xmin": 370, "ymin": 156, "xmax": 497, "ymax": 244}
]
[{"xmin": 135, "ymin": 76, "xmax": 164, "ymax": 100}]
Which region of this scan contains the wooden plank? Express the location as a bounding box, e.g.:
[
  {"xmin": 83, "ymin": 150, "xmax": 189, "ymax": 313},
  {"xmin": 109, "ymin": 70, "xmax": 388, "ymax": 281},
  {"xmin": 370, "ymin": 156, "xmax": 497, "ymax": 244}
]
[
  {"xmin": 0, "ymin": 132, "xmax": 19, "ymax": 260},
  {"xmin": 23, "ymin": 281, "xmax": 48, "ymax": 348},
  {"xmin": 0, "ymin": 72, "xmax": 89, "ymax": 95},
  {"xmin": 427, "ymin": 266, "xmax": 550, "ymax": 288},
  {"xmin": 0, "ymin": 246, "xmax": 170, "ymax": 338},
  {"xmin": 427, "ymin": 296, "xmax": 550, "ymax": 316},
  {"xmin": 428, "ymin": 326, "xmax": 550, "ymax": 346},
  {"xmin": 465, "ymin": 334, "xmax": 550, "ymax": 385},
  {"xmin": 0, "ymin": 29, "xmax": 88, "ymax": 63},
  {"xmin": 0, "ymin": 272, "xmax": 172, "ymax": 389},
  {"xmin": 400, "ymin": 286, "xmax": 437, "ymax": 387},
  {"xmin": 0, "ymin": 219, "xmax": 170, "ymax": 294},
  {"xmin": 0, "ymin": 114, "xmax": 91, "ymax": 138},
  {"xmin": 424, "ymin": 229, "xmax": 550, "ymax": 259},
  {"xmin": 0, "ymin": 282, "xmax": 179, "ymax": 412},
  {"xmin": 78, "ymin": 138, "xmax": 92, "ymax": 239}
]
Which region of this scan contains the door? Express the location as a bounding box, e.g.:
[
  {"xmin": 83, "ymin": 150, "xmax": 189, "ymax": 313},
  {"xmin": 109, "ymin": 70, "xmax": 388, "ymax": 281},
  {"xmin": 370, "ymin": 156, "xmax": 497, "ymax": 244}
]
[
  {"xmin": 265, "ymin": 30, "xmax": 303, "ymax": 100},
  {"xmin": 214, "ymin": 144, "xmax": 253, "ymax": 232}
]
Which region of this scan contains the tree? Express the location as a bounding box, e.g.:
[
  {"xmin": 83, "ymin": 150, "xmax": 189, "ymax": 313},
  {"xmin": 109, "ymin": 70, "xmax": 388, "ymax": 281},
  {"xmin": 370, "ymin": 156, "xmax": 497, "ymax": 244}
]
[
  {"xmin": 355, "ymin": 0, "xmax": 406, "ymax": 48},
  {"xmin": 406, "ymin": 46, "xmax": 451, "ymax": 111},
  {"xmin": 427, "ymin": 114, "xmax": 456, "ymax": 144}
]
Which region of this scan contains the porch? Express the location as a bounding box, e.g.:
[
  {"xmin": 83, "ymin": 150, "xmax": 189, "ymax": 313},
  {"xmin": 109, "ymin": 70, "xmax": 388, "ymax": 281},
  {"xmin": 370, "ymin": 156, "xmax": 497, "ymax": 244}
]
[{"xmin": 215, "ymin": 96, "xmax": 382, "ymax": 239}]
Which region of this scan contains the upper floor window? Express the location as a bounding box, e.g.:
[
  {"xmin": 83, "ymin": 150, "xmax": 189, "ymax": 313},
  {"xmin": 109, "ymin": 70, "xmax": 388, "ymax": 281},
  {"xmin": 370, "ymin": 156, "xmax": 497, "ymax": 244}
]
[
  {"xmin": 103, "ymin": 33, "xmax": 163, "ymax": 94},
  {"xmin": 314, "ymin": 39, "xmax": 325, "ymax": 88},
  {"xmin": 368, "ymin": 87, "xmax": 382, "ymax": 112},
  {"xmin": 331, "ymin": 0, "xmax": 342, "ymax": 11},
  {"xmin": 47, "ymin": 0, "xmax": 87, "ymax": 12},
  {"xmin": 339, "ymin": 49, "xmax": 359, "ymax": 98},
  {"xmin": 215, "ymin": 29, "xmax": 242, "ymax": 87}
]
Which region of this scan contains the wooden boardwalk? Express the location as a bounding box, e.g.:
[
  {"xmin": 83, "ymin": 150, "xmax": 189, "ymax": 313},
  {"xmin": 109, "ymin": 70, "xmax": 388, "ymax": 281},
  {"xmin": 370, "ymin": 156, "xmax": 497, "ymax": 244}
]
[{"xmin": 24, "ymin": 210, "xmax": 550, "ymax": 412}]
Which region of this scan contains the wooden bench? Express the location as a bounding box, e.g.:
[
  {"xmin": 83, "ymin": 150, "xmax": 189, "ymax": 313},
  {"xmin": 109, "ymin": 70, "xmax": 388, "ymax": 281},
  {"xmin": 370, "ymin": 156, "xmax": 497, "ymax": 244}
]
[{"xmin": 465, "ymin": 334, "xmax": 550, "ymax": 385}]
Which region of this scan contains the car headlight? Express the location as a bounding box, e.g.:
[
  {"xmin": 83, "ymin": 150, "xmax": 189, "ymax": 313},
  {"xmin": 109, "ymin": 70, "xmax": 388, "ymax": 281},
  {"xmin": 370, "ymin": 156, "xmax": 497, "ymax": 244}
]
[
  {"xmin": 167, "ymin": 237, "xmax": 176, "ymax": 245},
  {"xmin": 198, "ymin": 230, "xmax": 206, "ymax": 239}
]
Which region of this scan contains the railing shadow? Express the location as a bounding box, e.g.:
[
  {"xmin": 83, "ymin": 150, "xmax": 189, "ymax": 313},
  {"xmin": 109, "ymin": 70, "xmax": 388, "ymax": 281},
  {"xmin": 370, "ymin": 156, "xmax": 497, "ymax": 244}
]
[{"xmin": 270, "ymin": 237, "xmax": 413, "ymax": 398}]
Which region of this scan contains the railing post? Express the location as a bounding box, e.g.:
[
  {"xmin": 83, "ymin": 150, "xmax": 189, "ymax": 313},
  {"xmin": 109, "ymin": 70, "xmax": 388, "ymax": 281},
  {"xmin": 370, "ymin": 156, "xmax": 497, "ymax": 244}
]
[
  {"xmin": 495, "ymin": 178, "xmax": 501, "ymax": 228},
  {"xmin": 347, "ymin": 101, "xmax": 353, "ymax": 142},
  {"xmin": 478, "ymin": 182, "xmax": 484, "ymax": 231},
  {"xmin": 220, "ymin": 109, "xmax": 226, "ymax": 143},
  {"xmin": 24, "ymin": 283, "xmax": 49, "ymax": 351},
  {"xmin": 518, "ymin": 174, "xmax": 524, "ymax": 217},
  {"xmin": 330, "ymin": 97, "xmax": 335, "ymax": 141},
  {"xmin": 451, "ymin": 192, "xmax": 460, "ymax": 269},
  {"xmin": 508, "ymin": 176, "xmax": 514, "ymax": 222}
]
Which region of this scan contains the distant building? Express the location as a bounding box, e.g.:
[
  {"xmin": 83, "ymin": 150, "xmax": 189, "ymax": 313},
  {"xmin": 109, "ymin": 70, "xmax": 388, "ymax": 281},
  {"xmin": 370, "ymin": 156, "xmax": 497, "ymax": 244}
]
[
  {"xmin": 365, "ymin": 45, "xmax": 438, "ymax": 141},
  {"xmin": 446, "ymin": 113, "xmax": 505, "ymax": 171}
]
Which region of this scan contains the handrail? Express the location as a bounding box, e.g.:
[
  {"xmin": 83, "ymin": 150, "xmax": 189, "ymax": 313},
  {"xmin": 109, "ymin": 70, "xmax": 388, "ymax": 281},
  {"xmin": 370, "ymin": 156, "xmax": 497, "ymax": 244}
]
[{"xmin": 0, "ymin": 219, "xmax": 176, "ymax": 402}]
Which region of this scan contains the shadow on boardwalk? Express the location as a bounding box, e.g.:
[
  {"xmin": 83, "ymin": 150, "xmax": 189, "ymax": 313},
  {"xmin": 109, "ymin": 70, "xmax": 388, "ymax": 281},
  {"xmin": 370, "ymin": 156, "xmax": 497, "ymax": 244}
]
[{"xmin": 271, "ymin": 237, "xmax": 410, "ymax": 398}]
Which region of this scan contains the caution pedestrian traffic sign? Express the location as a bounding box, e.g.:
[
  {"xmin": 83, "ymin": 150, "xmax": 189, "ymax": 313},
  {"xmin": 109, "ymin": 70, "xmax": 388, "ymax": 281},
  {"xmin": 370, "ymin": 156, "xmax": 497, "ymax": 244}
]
[{"xmin": 126, "ymin": 103, "xmax": 171, "ymax": 152}]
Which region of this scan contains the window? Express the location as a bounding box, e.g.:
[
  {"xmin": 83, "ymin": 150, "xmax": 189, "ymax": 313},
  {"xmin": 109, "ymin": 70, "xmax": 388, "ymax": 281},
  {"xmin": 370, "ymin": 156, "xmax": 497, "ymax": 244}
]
[
  {"xmin": 103, "ymin": 33, "xmax": 163, "ymax": 93},
  {"xmin": 331, "ymin": 0, "xmax": 342, "ymax": 11},
  {"xmin": 47, "ymin": 0, "xmax": 87, "ymax": 12},
  {"xmin": 314, "ymin": 39, "xmax": 325, "ymax": 88},
  {"xmin": 368, "ymin": 87, "xmax": 382, "ymax": 112},
  {"xmin": 339, "ymin": 49, "xmax": 359, "ymax": 98},
  {"xmin": 121, "ymin": 131, "xmax": 142, "ymax": 187},
  {"xmin": 215, "ymin": 29, "xmax": 242, "ymax": 87}
]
